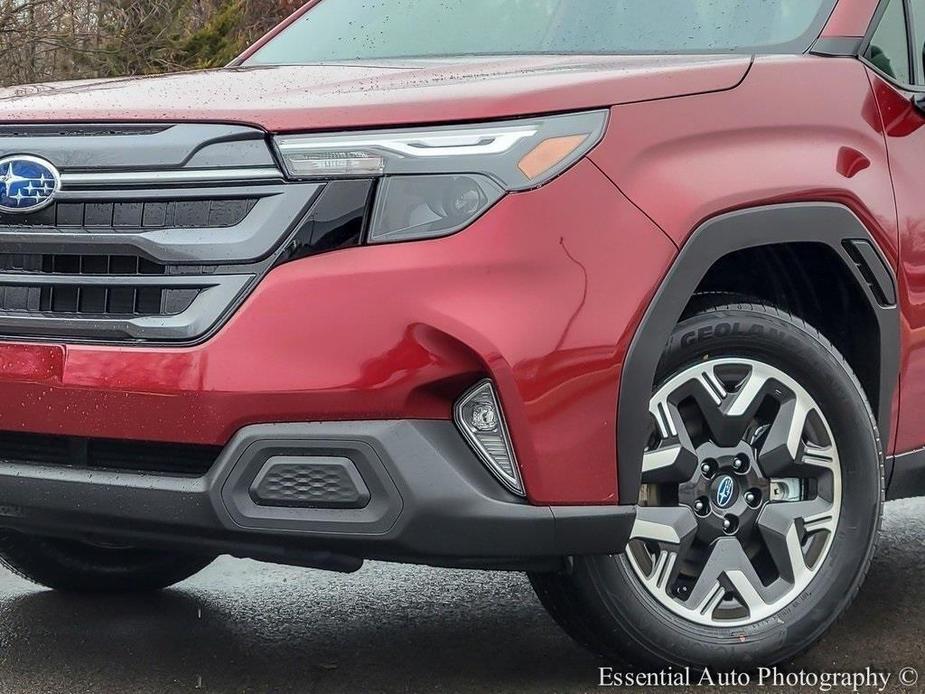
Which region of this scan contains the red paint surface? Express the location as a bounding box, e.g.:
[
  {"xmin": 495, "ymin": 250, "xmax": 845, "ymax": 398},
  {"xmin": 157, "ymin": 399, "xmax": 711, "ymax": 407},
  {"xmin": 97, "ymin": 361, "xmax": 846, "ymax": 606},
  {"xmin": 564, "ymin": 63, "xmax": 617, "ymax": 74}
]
[
  {"xmin": 822, "ymin": 0, "xmax": 880, "ymax": 37},
  {"xmin": 865, "ymin": 75, "xmax": 925, "ymax": 454},
  {"xmin": 590, "ymin": 57, "xmax": 898, "ymax": 262}
]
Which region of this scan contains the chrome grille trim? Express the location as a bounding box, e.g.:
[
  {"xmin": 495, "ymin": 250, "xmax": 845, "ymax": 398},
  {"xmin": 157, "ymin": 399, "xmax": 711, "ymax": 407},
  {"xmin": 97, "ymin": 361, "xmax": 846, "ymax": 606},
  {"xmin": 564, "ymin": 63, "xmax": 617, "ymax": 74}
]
[{"xmin": 60, "ymin": 167, "xmax": 285, "ymax": 188}]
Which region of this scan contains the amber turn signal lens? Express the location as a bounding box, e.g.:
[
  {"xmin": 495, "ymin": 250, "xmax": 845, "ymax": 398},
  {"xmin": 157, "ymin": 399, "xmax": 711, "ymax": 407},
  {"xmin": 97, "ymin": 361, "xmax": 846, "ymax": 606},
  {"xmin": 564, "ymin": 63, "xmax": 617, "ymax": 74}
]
[{"xmin": 517, "ymin": 134, "xmax": 590, "ymax": 181}]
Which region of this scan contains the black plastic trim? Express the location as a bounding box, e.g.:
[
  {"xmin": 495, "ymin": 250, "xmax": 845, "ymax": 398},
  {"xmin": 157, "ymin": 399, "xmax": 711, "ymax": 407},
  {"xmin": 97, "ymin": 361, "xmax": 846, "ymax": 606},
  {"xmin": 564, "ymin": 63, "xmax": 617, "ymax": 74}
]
[
  {"xmin": 887, "ymin": 447, "xmax": 925, "ymax": 500},
  {"xmin": 618, "ymin": 203, "xmax": 900, "ymax": 504},
  {"xmin": 249, "ymin": 456, "xmax": 371, "ymax": 509},
  {"xmin": 844, "ymin": 239, "xmax": 898, "ymax": 305},
  {"xmin": 810, "ymin": 36, "xmax": 864, "ymax": 57},
  {"xmin": 0, "ymin": 421, "xmax": 635, "ymax": 569},
  {"xmin": 276, "ymin": 179, "xmax": 374, "ymax": 264}
]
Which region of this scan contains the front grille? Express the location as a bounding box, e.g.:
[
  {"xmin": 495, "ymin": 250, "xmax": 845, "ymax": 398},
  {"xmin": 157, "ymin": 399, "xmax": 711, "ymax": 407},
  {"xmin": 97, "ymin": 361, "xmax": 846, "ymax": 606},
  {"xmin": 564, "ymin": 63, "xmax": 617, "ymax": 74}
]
[
  {"xmin": 0, "ymin": 198, "xmax": 258, "ymax": 229},
  {"xmin": 0, "ymin": 431, "xmax": 222, "ymax": 477},
  {"xmin": 0, "ymin": 122, "xmax": 320, "ymax": 342}
]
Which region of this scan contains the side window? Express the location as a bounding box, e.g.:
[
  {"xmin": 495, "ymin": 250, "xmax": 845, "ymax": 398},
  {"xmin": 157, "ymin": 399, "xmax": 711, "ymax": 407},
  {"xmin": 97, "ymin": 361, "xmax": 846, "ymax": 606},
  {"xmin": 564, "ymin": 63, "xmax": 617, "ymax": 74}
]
[
  {"xmin": 911, "ymin": 0, "xmax": 925, "ymax": 84},
  {"xmin": 866, "ymin": 0, "xmax": 912, "ymax": 85}
]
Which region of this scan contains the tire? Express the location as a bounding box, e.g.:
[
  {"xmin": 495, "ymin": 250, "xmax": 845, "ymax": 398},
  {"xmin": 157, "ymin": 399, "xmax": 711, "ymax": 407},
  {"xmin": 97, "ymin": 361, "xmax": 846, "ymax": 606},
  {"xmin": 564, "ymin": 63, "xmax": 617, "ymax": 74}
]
[
  {"xmin": 531, "ymin": 303, "xmax": 883, "ymax": 670},
  {"xmin": 0, "ymin": 531, "xmax": 216, "ymax": 593}
]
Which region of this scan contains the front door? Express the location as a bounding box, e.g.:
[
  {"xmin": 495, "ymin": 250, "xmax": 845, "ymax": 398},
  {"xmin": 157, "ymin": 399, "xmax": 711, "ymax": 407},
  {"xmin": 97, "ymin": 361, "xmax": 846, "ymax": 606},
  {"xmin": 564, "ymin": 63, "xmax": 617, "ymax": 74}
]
[{"xmin": 865, "ymin": 0, "xmax": 925, "ymax": 453}]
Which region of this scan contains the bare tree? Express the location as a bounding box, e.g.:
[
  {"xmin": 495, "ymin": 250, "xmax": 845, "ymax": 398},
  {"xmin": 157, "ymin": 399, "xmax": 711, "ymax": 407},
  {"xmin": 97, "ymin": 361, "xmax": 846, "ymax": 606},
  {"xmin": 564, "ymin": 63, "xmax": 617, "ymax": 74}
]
[{"xmin": 0, "ymin": 0, "xmax": 301, "ymax": 87}]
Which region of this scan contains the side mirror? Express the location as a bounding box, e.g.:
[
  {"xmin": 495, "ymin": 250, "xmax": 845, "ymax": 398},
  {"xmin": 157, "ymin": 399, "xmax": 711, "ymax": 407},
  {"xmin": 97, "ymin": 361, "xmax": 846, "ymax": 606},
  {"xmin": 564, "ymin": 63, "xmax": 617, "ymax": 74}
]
[{"xmin": 916, "ymin": 94, "xmax": 925, "ymax": 114}]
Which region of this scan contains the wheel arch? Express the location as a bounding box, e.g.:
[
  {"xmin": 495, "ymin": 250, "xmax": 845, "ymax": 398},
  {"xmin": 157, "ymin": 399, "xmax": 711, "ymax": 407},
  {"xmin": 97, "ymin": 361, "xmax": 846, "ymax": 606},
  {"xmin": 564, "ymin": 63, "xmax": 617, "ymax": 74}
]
[{"xmin": 617, "ymin": 202, "xmax": 899, "ymax": 504}]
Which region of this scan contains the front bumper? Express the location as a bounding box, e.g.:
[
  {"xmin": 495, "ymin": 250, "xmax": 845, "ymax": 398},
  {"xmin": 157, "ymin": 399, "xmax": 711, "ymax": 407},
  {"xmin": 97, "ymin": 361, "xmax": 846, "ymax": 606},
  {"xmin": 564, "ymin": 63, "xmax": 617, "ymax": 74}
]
[
  {"xmin": 0, "ymin": 161, "xmax": 677, "ymax": 506},
  {"xmin": 0, "ymin": 421, "xmax": 635, "ymax": 570}
]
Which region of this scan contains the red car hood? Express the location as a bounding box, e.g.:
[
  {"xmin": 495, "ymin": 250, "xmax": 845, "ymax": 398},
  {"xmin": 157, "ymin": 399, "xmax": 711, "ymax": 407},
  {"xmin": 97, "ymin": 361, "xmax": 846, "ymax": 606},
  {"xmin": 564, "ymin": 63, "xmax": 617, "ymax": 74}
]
[{"xmin": 0, "ymin": 55, "xmax": 750, "ymax": 133}]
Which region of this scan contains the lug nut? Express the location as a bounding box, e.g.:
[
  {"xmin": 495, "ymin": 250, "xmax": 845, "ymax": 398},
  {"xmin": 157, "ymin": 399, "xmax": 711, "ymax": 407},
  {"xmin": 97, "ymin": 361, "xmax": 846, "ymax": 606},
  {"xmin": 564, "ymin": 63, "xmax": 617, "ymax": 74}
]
[
  {"xmin": 733, "ymin": 455, "xmax": 749, "ymax": 472},
  {"xmin": 694, "ymin": 498, "xmax": 709, "ymax": 515},
  {"xmin": 722, "ymin": 515, "xmax": 739, "ymax": 535},
  {"xmin": 745, "ymin": 492, "xmax": 756, "ymax": 504},
  {"xmin": 700, "ymin": 460, "xmax": 717, "ymax": 478}
]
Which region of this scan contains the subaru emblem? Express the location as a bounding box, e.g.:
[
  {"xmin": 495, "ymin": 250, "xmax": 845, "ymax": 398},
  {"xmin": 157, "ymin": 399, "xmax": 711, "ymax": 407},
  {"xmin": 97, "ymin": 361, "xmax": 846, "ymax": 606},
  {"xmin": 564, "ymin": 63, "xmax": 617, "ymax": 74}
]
[
  {"xmin": 0, "ymin": 155, "xmax": 61, "ymax": 214},
  {"xmin": 713, "ymin": 475, "xmax": 736, "ymax": 509}
]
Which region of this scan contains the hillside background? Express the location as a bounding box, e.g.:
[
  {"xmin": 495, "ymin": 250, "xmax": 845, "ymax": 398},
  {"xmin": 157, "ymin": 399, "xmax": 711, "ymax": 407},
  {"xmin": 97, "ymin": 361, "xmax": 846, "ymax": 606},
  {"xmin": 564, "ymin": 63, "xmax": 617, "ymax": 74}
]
[{"xmin": 0, "ymin": 0, "xmax": 303, "ymax": 87}]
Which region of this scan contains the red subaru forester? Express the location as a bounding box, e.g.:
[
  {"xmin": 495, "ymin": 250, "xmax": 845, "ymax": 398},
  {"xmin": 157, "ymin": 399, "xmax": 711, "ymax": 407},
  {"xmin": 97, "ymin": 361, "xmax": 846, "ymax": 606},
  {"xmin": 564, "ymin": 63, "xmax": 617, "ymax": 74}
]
[{"xmin": 0, "ymin": 0, "xmax": 921, "ymax": 671}]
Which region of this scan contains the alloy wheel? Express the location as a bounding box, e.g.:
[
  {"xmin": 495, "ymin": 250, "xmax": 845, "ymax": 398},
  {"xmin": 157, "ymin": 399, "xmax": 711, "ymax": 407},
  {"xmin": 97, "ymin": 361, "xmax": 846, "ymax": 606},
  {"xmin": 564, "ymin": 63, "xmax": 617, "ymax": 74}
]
[{"xmin": 625, "ymin": 358, "xmax": 842, "ymax": 627}]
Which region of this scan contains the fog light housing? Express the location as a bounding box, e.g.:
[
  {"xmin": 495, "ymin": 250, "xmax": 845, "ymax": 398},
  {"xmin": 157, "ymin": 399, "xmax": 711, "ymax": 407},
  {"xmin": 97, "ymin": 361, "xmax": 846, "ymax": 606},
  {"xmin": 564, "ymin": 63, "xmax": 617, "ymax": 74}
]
[{"xmin": 454, "ymin": 380, "xmax": 524, "ymax": 496}]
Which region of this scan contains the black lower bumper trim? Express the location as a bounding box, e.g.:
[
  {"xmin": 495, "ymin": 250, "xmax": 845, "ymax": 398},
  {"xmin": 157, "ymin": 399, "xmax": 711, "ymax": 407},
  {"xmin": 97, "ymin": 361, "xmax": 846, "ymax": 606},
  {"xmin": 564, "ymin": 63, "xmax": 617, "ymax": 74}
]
[{"xmin": 0, "ymin": 421, "xmax": 635, "ymax": 570}]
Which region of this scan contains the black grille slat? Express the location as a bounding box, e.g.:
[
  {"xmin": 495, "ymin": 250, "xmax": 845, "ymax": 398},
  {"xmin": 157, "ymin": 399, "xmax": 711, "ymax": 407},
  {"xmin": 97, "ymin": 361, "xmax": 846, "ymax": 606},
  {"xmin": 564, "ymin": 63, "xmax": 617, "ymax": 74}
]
[
  {"xmin": 107, "ymin": 288, "xmax": 135, "ymax": 315},
  {"xmin": 51, "ymin": 286, "xmax": 79, "ymax": 312},
  {"xmin": 1, "ymin": 284, "xmax": 198, "ymax": 318},
  {"xmin": 142, "ymin": 202, "xmax": 168, "ymax": 228},
  {"xmin": 84, "ymin": 203, "xmax": 114, "ymax": 227},
  {"xmin": 56, "ymin": 203, "xmax": 84, "ymax": 226},
  {"xmin": 0, "ymin": 431, "xmax": 221, "ymax": 477},
  {"xmin": 0, "ymin": 254, "xmax": 167, "ymax": 276},
  {"xmin": 0, "ymin": 255, "xmax": 203, "ymax": 318},
  {"xmin": 0, "ymin": 198, "xmax": 257, "ymax": 230},
  {"xmin": 113, "ymin": 202, "xmax": 143, "ymax": 227},
  {"xmin": 79, "ymin": 286, "xmax": 107, "ymax": 313}
]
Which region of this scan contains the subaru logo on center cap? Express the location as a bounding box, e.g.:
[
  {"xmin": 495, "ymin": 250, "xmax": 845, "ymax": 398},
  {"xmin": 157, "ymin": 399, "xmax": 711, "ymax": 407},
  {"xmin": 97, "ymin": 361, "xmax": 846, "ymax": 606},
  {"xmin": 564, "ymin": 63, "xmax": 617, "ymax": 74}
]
[
  {"xmin": 0, "ymin": 155, "xmax": 61, "ymax": 214},
  {"xmin": 713, "ymin": 475, "xmax": 736, "ymax": 509}
]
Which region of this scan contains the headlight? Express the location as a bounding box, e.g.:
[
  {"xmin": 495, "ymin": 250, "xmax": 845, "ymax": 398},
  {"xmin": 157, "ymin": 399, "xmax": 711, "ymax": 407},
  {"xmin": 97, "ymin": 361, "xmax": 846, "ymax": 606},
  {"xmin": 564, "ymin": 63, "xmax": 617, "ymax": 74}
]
[{"xmin": 275, "ymin": 110, "xmax": 609, "ymax": 243}]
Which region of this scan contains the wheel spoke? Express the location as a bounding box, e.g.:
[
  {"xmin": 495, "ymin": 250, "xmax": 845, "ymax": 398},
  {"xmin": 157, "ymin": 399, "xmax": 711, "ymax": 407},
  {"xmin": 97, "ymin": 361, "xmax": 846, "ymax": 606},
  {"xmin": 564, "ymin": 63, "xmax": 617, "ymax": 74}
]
[
  {"xmin": 628, "ymin": 507, "xmax": 698, "ymax": 596},
  {"xmin": 686, "ymin": 538, "xmax": 770, "ymax": 619},
  {"xmin": 724, "ymin": 570, "xmax": 772, "ymax": 617},
  {"xmin": 643, "ymin": 395, "xmax": 699, "ymax": 483},
  {"xmin": 631, "ymin": 506, "xmax": 698, "ymax": 548},
  {"xmin": 724, "ymin": 364, "xmax": 774, "ymax": 419},
  {"xmin": 696, "ymin": 364, "xmax": 729, "ymax": 406},
  {"xmin": 801, "ymin": 442, "xmax": 838, "ymax": 474},
  {"xmin": 757, "ymin": 498, "xmax": 833, "ymax": 583},
  {"xmin": 757, "ymin": 394, "xmax": 812, "ymax": 477},
  {"xmin": 700, "ymin": 363, "xmax": 775, "ymax": 446}
]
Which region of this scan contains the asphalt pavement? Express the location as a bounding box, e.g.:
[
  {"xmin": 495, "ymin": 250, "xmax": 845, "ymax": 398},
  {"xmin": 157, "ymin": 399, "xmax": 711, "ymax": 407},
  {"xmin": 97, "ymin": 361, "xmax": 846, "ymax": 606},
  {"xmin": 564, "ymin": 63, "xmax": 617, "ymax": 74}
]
[{"xmin": 1, "ymin": 500, "xmax": 924, "ymax": 693}]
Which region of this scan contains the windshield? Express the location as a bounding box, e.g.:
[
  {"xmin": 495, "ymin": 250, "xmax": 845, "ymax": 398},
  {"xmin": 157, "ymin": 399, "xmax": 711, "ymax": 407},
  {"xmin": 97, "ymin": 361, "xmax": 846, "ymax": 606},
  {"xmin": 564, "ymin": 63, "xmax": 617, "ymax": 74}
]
[{"xmin": 245, "ymin": 0, "xmax": 838, "ymax": 64}]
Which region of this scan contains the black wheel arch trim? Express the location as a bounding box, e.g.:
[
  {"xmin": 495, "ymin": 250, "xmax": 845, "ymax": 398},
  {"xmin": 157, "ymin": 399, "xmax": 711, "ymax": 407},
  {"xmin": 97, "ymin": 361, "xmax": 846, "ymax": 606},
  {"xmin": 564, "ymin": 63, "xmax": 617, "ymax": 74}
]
[{"xmin": 617, "ymin": 202, "xmax": 899, "ymax": 504}]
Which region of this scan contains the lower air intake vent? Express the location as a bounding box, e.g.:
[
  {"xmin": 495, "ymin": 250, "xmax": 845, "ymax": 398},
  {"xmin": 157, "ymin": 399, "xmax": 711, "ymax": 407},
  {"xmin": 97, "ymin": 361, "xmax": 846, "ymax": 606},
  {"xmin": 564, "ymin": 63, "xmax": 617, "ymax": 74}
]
[
  {"xmin": 249, "ymin": 457, "xmax": 372, "ymax": 509},
  {"xmin": 0, "ymin": 431, "xmax": 222, "ymax": 477}
]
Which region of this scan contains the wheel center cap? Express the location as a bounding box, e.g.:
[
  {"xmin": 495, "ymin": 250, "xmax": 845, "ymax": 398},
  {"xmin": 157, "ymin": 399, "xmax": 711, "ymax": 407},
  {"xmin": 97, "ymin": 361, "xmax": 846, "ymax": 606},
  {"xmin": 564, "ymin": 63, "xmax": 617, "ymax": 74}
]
[{"xmin": 712, "ymin": 475, "xmax": 738, "ymax": 509}]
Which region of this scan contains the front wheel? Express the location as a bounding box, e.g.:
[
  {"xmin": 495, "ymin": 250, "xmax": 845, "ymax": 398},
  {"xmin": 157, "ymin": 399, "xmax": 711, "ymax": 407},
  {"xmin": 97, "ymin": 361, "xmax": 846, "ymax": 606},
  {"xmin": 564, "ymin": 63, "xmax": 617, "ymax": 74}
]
[
  {"xmin": 0, "ymin": 532, "xmax": 215, "ymax": 593},
  {"xmin": 531, "ymin": 303, "xmax": 883, "ymax": 670}
]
